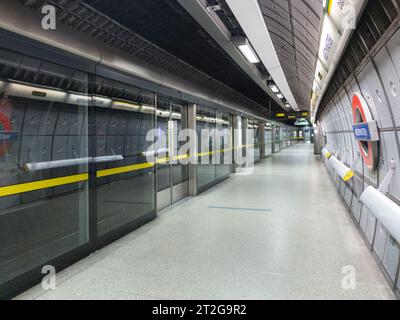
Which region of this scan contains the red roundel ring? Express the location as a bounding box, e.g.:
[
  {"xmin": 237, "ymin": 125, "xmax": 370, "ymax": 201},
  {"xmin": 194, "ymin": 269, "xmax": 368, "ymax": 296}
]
[
  {"xmin": 352, "ymin": 92, "xmax": 378, "ymax": 171},
  {"xmin": 0, "ymin": 110, "xmax": 12, "ymax": 157}
]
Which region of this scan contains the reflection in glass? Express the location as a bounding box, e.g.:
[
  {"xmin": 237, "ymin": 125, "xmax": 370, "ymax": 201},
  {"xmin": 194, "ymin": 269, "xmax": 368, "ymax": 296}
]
[
  {"xmin": 264, "ymin": 126, "xmax": 272, "ymax": 157},
  {"xmin": 0, "ymin": 49, "xmax": 89, "ymax": 286},
  {"xmin": 216, "ymin": 111, "xmax": 232, "ymax": 179},
  {"xmin": 197, "ymin": 105, "xmax": 216, "ymax": 190},
  {"xmin": 93, "ymin": 76, "xmax": 156, "ymax": 236}
]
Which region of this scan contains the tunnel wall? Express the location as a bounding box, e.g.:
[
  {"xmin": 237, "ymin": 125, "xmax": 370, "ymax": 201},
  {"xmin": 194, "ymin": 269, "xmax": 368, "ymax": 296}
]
[{"xmin": 318, "ymin": 28, "xmax": 400, "ymax": 294}]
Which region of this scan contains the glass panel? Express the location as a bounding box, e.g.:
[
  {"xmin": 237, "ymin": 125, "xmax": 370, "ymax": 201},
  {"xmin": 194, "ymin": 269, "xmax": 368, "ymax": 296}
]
[
  {"xmin": 264, "ymin": 126, "xmax": 272, "ymax": 157},
  {"xmin": 275, "ymin": 126, "xmax": 280, "ymax": 152},
  {"xmin": 197, "ymin": 105, "xmax": 216, "ymax": 190},
  {"xmin": 156, "ymin": 97, "xmax": 171, "ymax": 192},
  {"xmin": 0, "ymin": 49, "xmax": 89, "ymax": 285},
  {"xmin": 216, "ymin": 110, "xmax": 232, "ymax": 179},
  {"xmin": 254, "ymin": 122, "xmax": 261, "ymax": 162},
  {"xmin": 93, "ymin": 76, "xmax": 156, "ymax": 237},
  {"xmin": 171, "ymin": 102, "xmax": 188, "ymax": 186},
  {"xmin": 247, "ymin": 119, "xmax": 260, "ymax": 163}
]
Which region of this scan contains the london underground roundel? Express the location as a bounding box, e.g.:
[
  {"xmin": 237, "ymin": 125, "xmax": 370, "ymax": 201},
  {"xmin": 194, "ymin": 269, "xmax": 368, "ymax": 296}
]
[
  {"xmin": 0, "ymin": 99, "xmax": 14, "ymax": 157},
  {"xmin": 352, "ymin": 92, "xmax": 379, "ymax": 171}
]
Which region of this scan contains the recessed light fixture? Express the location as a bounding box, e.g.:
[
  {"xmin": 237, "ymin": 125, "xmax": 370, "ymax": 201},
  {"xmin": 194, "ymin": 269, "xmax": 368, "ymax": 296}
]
[
  {"xmin": 231, "ymin": 36, "xmax": 260, "ymax": 64},
  {"xmin": 277, "ymin": 93, "xmax": 284, "ymax": 99},
  {"xmin": 268, "ymin": 82, "xmax": 280, "ymax": 93}
]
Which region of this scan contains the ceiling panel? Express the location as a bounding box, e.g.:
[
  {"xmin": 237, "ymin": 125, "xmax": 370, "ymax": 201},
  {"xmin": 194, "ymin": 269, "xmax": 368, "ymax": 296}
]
[{"xmin": 258, "ymin": 0, "xmax": 323, "ymax": 110}]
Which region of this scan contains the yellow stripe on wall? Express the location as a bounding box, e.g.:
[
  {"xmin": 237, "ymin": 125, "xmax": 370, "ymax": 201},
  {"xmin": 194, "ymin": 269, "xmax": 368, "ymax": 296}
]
[
  {"xmin": 0, "ymin": 173, "xmax": 89, "ymax": 197},
  {"xmin": 1, "ymin": 144, "xmax": 257, "ymax": 196},
  {"xmin": 96, "ymin": 162, "xmax": 154, "ymax": 178}
]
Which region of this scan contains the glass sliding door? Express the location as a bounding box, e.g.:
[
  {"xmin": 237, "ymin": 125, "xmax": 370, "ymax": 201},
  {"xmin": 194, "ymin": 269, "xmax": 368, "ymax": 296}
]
[
  {"xmin": 196, "ymin": 106, "xmax": 232, "ymax": 192},
  {"xmin": 247, "ymin": 120, "xmax": 260, "ymax": 163},
  {"xmin": 197, "ymin": 105, "xmax": 216, "ymax": 192},
  {"xmin": 171, "ymin": 102, "xmax": 189, "ymax": 204},
  {"xmin": 0, "ymin": 48, "xmax": 90, "ymax": 288},
  {"xmin": 216, "ymin": 110, "xmax": 232, "ymax": 180},
  {"xmin": 253, "ymin": 121, "xmax": 261, "ymax": 163},
  {"xmin": 264, "ymin": 125, "xmax": 272, "ymax": 157},
  {"xmin": 156, "ymin": 97, "xmax": 188, "ymax": 210},
  {"xmin": 156, "ymin": 97, "xmax": 172, "ymax": 210},
  {"xmin": 92, "ymin": 76, "xmax": 156, "ymax": 238},
  {"xmin": 274, "ymin": 126, "xmax": 280, "ymax": 153}
]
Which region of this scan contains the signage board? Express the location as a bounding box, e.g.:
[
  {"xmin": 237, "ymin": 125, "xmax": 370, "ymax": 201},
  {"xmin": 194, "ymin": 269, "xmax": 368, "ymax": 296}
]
[{"xmin": 352, "ymin": 121, "xmax": 379, "ymax": 142}]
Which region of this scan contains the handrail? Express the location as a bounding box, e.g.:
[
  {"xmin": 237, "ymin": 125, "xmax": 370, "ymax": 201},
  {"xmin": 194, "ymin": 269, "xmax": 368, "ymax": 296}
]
[{"xmin": 23, "ymin": 155, "xmax": 124, "ymax": 172}]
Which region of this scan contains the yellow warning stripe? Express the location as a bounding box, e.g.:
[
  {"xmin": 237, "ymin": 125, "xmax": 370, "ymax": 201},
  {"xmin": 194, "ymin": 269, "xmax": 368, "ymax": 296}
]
[
  {"xmin": 343, "ymin": 170, "xmax": 355, "ymax": 182},
  {"xmin": 324, "ymin": 152, "xmax": 331, "ymax": 159},
  {"xmin": 327, "ymin": 0, "xmax": 333, "ymax": 15},
  {"xmin": 0, "ymin": 173, "xmax": 89, "ymax": 197},
  {"xmin": 96, "ymin": 162, "xmax": 154, "ymax": 178},
  {"xmin": 0, "ymin": 144, "xmax": 261, "ymax": 196}
]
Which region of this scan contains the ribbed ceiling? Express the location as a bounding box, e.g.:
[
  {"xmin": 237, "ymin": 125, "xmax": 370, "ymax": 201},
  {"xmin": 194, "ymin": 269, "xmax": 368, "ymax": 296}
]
[{"xmin": 258, "ymin": 0, "xmax": 323, "ymax": 110}]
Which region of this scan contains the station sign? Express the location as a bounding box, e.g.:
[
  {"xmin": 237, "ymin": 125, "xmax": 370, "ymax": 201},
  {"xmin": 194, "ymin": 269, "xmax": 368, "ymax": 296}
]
[
  {"xmin": 275, "ymin": 112, "xmax": 310, "ymax": 120},
  {"xmin": 325, "ymin": 0, "xmax": 357, "ymax": 32},
  {"xmin": 0, "ymin": 131, "xmax": 18, "ymax": 142},
  {"xmin": 352, "ymin": 121, "xmax": 379, "ymax": 142},
  {"xmin": 352, "ymin": 92, "xmax": 379, "ymax": 171}
]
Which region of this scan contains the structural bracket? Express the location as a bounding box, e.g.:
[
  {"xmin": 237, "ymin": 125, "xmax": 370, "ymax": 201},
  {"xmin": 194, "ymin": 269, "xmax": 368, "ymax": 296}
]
[
  {"xmin": 379, "ymin": 160, "xmax": 396, "ymax": 193},
  {"xmin": 351, "ymin": 151, "xmax": 360, "ymax": 172}
]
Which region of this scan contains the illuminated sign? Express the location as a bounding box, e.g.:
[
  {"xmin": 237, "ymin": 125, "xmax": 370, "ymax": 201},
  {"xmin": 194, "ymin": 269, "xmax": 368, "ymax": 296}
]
[
  {"xmin": 352, "ymin": 122, "xmax": 379, "ymax": 142},
  {"xmin": 276, "ymin": 112, "xmax": 310, "ymax": 120},
  {"xmin": 352, "ymin": 92, "xmax": 379, "ymax": 171},
  {"xmin": 32, "ymin": 90, "xmax": 47, "ymax": 97},
  {"xmin": 318, "ymin": 16, "xmax": 340, "ymax": 68}
]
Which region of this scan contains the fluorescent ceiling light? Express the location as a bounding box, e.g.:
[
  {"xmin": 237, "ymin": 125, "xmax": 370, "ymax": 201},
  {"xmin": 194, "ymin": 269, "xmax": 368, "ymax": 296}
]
[
  {"xmin": 231, "ymin": 36, "xmax": 260, "ymax": 64},
  {"xmin": 277, "ymin": 93, "xmax": 284, "ymax": 99},
  {"xmin": 268, "ymin": 83, "xmax": 279, "ymax": 93},
  {"xmin": 237, "ymin": 44, "xmax": 260, "ymax": 64}
]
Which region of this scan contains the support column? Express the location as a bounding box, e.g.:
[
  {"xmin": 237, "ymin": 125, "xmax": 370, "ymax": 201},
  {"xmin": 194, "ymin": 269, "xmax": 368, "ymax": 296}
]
[
  {"xmin": 259, "ymin": 122, "xmax": 265, "ymax": 159},
  {"xmin": 242, "ymin": 117, "xmax": 248, "ymax": 166},
  {"xmin": 231, "ymin": 115, "xmax": 239, "ymax": 173}
]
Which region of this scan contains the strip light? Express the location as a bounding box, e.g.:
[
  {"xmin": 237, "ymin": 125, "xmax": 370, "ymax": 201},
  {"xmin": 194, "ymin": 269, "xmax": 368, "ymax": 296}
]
[
  {"xmin": 237, "ymin": 44, "xmax": 260, "ymax": 63},
  {"xmin": 268, "ymin": 83, "xmax": 280, "ymax": 93},
  {"xmin": 231, "ymin": 36, "xmax": 260, "ymax": 64}
]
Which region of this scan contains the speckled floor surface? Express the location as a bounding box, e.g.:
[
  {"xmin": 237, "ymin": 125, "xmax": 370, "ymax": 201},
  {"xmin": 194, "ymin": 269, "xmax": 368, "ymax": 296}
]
[{"xmin": 16, "ymin": 143, "xmax": 397, "ymax": 300}]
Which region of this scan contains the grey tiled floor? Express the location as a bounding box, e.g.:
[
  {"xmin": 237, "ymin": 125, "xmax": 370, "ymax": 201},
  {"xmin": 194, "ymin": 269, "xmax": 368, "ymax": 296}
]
[{"xmin": 16, "ymin": 143, "xmax": 396, "ymax": 300}]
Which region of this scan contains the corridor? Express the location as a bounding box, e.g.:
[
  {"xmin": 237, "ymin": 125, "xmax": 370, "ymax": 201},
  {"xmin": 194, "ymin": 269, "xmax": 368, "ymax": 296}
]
[{"xmin": 16, "ymin": 144, "xmax": 395, "ymax": 300}]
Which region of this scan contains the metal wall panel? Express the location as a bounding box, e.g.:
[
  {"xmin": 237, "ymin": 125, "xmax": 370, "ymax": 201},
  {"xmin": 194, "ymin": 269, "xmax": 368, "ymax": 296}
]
[
  {"xmin": 382, "ymin": 236, "xmax": 400, "ymax": 281},
  {"xmin": 373, "ymin": 222, "xmax": 388, "ymax": 261},
  {"xmin": 374, "ymin": 46, "xmax": 400, "ymax": 127},
  {"xmin": 357, "ymin": 64, "xmax": 384, "ymax": 129},
  {"xmin": 364, "ymin": 62, "xmax": 394, "ymax": 129},
  {"xmin": 365, "ymin": 210, "xmax": 377, "ymax": 245},
  {"xmin": 359, "ymin": 205, "xmax": 369, "ymax": 234},
  {"xmin": 381, "ymin": 132, "xmax": 400, "ymax": 201},
  {"xmin": 344, "ymin": 185, "xmax": 352, "ymax": 207}
]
